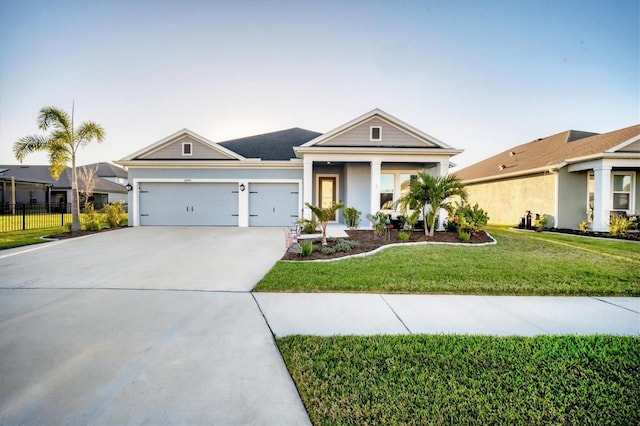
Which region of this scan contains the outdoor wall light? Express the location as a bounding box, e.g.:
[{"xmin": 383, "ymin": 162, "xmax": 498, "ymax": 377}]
[
  {"xmin": 125, "ymin": 183, "xmax": 133, "ymax": 191},
  {"xmin": 239, "ymin": 183, "xmax": 246, "ymax": 192}
]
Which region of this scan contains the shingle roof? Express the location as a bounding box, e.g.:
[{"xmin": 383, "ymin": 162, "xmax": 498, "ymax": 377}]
[
  {"xmin": 455, "ymin": 124, "xmax": 640, "ymax": 182},
  {"xmin": 219, "ymin": 128, "xmax": 322, "ymax": 160},
  {"xmin": 0, "ymin": 165, "xmax": 127, "ymax": 193},
  {"xmin": 83, "ymin": 162, "xmax": 128, "ymax": 179}
]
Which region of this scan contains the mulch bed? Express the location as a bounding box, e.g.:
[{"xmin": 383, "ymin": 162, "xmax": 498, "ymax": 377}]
[
  {"xmin": 46, "ymin": 227, "xmax": 123, "ymax": 240},
  {"xmin": 282, "ymin": 229, "xmax": 494, "ymax": 261}
]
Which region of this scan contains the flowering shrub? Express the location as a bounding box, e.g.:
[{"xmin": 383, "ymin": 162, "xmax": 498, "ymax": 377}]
[{"xmin": 447, "ymin": 203, "xmax": 489, "ymax": 233}]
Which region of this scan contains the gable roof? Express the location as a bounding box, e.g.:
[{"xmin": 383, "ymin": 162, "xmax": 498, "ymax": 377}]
[
  {"xmin": 120, "ymin": 128, "xmax": 245, "ymax": 161},
  {"xmin": 456, "ymin": 124, "xmax": 640, "ymax": 183},
  {"xmin": 299, "ymin": 108, "xmax": 456, "ymax": 150},
  {"xmin": 0, "ymin": 165, "xmax": 127, "ymax": 193},
  {"xmin": 219, "ymin": 128, "xmax": 321, "ymax": 160}
]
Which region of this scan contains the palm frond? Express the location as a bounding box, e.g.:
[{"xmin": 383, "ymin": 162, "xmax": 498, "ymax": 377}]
[
  {"xmin": 75, "ymin": 121, "xmax": 105, "ymax": 148},
  {"xmin": 13, "ymin": 135, "xmax": 50, "ymax": 162},
  {"xmin": 37, "ymin": 106, "xmax": 72, "ymax": 133},
  {"xmin": 46, "ymin": 141, "xmax": 71, "ymax": 179}
]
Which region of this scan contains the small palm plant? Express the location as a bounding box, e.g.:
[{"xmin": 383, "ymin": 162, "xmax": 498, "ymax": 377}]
[{"xmin": 305, "ymin": 202, "xmax": 344, "ymax": 246}]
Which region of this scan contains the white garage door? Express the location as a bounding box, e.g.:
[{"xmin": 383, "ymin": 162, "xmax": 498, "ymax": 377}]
[
  {"xmin": 249, "ymin": 183, "xmax": 299, "ymax": 227},
  {"xmin": 139, "ymin": 182, "xmax": 238, "ymax": 226}
]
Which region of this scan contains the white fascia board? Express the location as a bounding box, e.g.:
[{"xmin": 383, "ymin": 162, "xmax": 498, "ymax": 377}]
[
  {"xmin": 568, "ymin": 156, "xmax": 640, "ymax": 172},
  {"xmin": 118, "ymin": 160, "xmax": 302, "ymax": 169},
  {"xmin": 605, "ymin": 133, "xmax": 640, "ymax": 153},
  {"xmin": 462, "ymin": 165, "xmax": 562, "ymax": 184},
  {"xmin": 300, "ymin": 150, "xmax": 460, "ymax": 164},
  {"xmin": 295, "ymin": 146, "xmax": 463, "ymax": 157},
  {"xmin": 119, "ymin": 128, "xmax": 246, "ymax": 161},
  {"xmin": 300, "ymin": 108, "xmax": 454, "ymax": 149}
]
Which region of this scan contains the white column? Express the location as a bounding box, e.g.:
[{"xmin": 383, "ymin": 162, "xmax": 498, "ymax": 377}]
[
  {"xmin": 438, "ymin": 159, "xmax": 450, "ymax": 230},
  {"xmin": 370, "ymin": 160, "xmax": 381, "ymax": 219},
  {"xmin": 303, "ymin": 159, "xmax": 313, "ymax": 219},
  {"xmin": 592, "ymin": 166, "xmax": 611, "ymax": 232},
  {"xmin": 238, "ymin": 181, "xmax": 249, "ymax": 227}
]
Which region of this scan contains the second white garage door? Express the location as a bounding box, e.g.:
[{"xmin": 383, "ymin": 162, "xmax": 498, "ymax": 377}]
[
  {"xmin": 249, "ymin": 183, "xmax": 299, "ymax": 227},
  {"xmin": 139, "ymin": 182, "xmax": 239, "ymax": 226}
]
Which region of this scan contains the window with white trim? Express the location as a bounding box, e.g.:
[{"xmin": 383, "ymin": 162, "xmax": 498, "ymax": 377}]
[
  {"xmin": 182, "ymin": 142, "xmax": 192, "ymax": 156},
  {"xmin": 612, "ymin": 172, "xmax": 633, "ymax": 212},
  {"xmin": 380, "ymin": 172, "xmax": 417, "ymax": 210},
  {"xmin": 370, "ymin": 126, "xmax": 382, "ymax": 141}
]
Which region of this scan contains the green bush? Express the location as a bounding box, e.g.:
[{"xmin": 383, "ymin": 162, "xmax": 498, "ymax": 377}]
[
  {"xmin": 334, "ymin": 239, "xmax": 358, "ymax": 252},
  {"xmin": 579, "ymin": 220, "xmax": 589, "ymax": 233},
  {"xmin": 609, "ymin": 215, "xmax": 631, "ymax": 236},
  {"xmin": 300, "ymin": 241, "xmax": 314, "ymax": 257},
  {"xmin": 321, "ymin": 247, "xmax": 336, "ymax": 255},
  {"xmin": 103, "ymin": 201, "xmax": 127, "ymax": 228},
  {"xmin": 398, "ymin": 231, "xmax": 411, "ymax": 242},
  {"xmin": 458, "ymin": 230, "xmax": 471, "ymax": 241},
  {"xmin": 83, "ymin": 204, "xmax": 102, "ymax": 231},
  {"xmin": 298, "ymin": 218, "xmax": 318, "ymax": 234},
  {"xmin": 454, "ymin": 202, "xmax": 489, "ymax": 232},
  {"xmin": 343, "ymin": 207, "xmax": 361, "ymax": 229}
]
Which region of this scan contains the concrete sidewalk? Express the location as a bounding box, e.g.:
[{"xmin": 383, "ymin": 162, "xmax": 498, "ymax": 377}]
[{"xmin": 254, "ymin": 293, "xmax": 640, "ymax": 337}]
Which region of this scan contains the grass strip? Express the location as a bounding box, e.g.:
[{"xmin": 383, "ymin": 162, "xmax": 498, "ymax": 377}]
[
  {"xmin": 278, "ymin": 334, "xmax": 640, "ymax": 426},
  {"xmin": 0, "ymin": 227, "xmax": 66, "ymax": 250},
  {"xmin": 255, "ymin": 227, "xmax": 640, "ymax": 296}
]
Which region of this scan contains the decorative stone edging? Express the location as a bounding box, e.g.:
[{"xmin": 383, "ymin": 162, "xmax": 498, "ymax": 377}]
[{"xmin": 283, "ymin": 232, "xmax": 497, "ymax": 263}]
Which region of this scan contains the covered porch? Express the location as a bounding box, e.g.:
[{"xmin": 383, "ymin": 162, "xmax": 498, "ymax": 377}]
[{"xmin": 300, "ymin": 152, "xmax": 451, "ymax": 227}]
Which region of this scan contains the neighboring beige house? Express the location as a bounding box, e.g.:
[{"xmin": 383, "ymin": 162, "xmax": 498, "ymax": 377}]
[{"xmin": 455, "ymin": 124, "xmax": 640, "ymax": 232}]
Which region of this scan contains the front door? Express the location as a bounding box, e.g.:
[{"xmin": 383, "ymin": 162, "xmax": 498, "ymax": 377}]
[{"xmin": 318, "ymin": 176, "xmax": 337, "ymax": 221}]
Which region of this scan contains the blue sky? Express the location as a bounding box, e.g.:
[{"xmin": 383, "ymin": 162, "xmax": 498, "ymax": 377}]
[{"xmin": 0, "ymin": 0, "xmax": 637, "ymax": 170}]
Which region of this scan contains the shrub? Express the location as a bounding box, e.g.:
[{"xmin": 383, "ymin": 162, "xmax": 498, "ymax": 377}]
[
  {"xmin": 300, "ymin": 241, "xmax": 314, "ymax": 257},
  {"xmin": 579, "ymin": 220, "xmax": 589, "ymax": 233},
  {"xmin": 609, "ymin": 215, "xmax": 631, "ymax": 236},
  {"xmin": 103, "ymin": 201, "xmax": 127, "ymax": 228},
  {"xmin": 83, "ymin": 204, "xmax": 102, "ymax": 231},
  {"xmin": 398, "ymin": 231, "xmax": 411, "ymax": 242},
  {"xmin": 458, "ymin": 231, "xmax": 471, "ymax": 241},
  {"xmin": 455, "ymin": 202, "xmax": 489, "ymax": 232},
  {"xmin": 298, "ymin": 218, "xmax": 318, "ymax": 234},
  {"xmin": 445, "ymin": 217, "xmax": 459, "ymax": 232},
  {"xmin": 321, "ymin": 247, "xmax": 336, "ymax": 255},
  {"xmin": 534, "ymin": 214, "xmax": 548, "ymax": 231},
  {"xmin": 343, "ymin": 207, "xmax": 361, "ymax": 230},
  {"xmin": 334, "ymin": 239, "xmax": 358, "ymax": 252},
  {"xmin": 367, "ymin": 211, "xmax": 390, "ymax": 238}
]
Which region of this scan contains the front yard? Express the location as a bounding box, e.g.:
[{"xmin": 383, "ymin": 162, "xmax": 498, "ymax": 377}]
[
  {"xmin": 254, "ymin": 227, "xmax": 640, "ymax": 296},
  {"xmin": 279, "ymin": 334, "xmax": 639, "ymax": 425}
]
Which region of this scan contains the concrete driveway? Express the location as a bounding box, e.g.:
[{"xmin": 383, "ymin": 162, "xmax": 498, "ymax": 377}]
[{"xmin": 0, "ymin": 227, "xmax": 310, "ymax": 425}]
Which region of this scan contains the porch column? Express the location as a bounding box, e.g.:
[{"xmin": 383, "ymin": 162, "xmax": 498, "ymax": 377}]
[
  {"xmin": 370, "ymin": 159, "xmax": 381, "ymax": 219},
  {"xmin": 592, "ymin": 166, "xmax": 611, "ymax": 232},
  {"xmin": 303, "ymin": 159, "xmax": 313, "ymax": 219},
  {"xmin": 438, "ymin": 159, "xmax": 449, "ymax": 230}
]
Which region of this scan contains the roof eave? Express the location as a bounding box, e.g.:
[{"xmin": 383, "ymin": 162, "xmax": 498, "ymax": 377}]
[
  {"xmin": 461, "ymin": 164, "xmax": 562, "ymax": 184},
  {"xmin": 294, "ymin": 146, "xmax": 462, "ymax": 158},
  {"xmin": 115, "ymin": 159, "xmax": 302, "ymax": 169}
]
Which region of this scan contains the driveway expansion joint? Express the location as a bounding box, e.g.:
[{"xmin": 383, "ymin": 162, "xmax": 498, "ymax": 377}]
[
  {"xmin": 380, "ymin": 294, "xmax": 412, "ymax": 334},
  {"xmin": 590, "ymin": 296, "xmax": 640, "ymax": 314}
]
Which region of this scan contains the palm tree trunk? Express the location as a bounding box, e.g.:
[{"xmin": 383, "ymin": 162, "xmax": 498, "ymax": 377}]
[{"xmin": 70, "ymin": 155, "xmax": 80, "ymax": 232}]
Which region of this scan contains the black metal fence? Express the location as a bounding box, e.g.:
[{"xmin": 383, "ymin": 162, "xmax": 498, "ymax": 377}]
[{"xmin": 1, "ymin": 203, "xmax": 74, "ymax": 232}]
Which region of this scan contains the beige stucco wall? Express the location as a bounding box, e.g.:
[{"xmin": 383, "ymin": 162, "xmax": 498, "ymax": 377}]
[{"xmin": 465, "ymin": 173, "xmax": 556, "ymax": 226}]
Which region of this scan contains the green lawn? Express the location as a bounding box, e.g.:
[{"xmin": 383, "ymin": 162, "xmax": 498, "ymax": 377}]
[
  {"xmin": 278, "ymin": 334, "xmax": 640, "ymax": 425},
  {"xmin": 254, "ymin": 227, "xmax": 640, "ymax": 296},
  {"xmin": 0, "ymin": 227, "xmax": 67, "ymax": 250}
]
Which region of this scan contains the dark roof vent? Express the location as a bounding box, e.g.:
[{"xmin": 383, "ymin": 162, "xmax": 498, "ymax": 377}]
[
  {"xmin": 509, "ymin": 151, "xmax": 516, "ymax": 156},
  {"xmin": 499, "ymin": 165, "xmax": 507, "ymax": 171}
]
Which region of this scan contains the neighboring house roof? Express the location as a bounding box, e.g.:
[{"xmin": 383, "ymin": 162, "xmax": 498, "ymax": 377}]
[
  {"xmin": 84, "ymin": 162, "xmax": 128, "ymax": 179},
  {"xmin": 219, "ymin": 128, "xmax": 322, "ymax": 160},
  {"xmin": 0, "ymin": 165, "xmax": 127, "ymax": 193},
  {"xmin": 456, "ymin": 124, "xmax": 640, "ymax": 183}
]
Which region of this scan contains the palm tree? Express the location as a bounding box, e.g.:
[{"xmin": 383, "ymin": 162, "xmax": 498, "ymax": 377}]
[
  {"xmin": 397, "ymin": 171, "xmax": 468, "ymax": 236},
  {"xmin": 305, "ymin": 202, "xmax": 345, "ymax": 246},
  {"xmin": 14, "ymin": 106, "xmax": 105, "ymax": 231}
]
